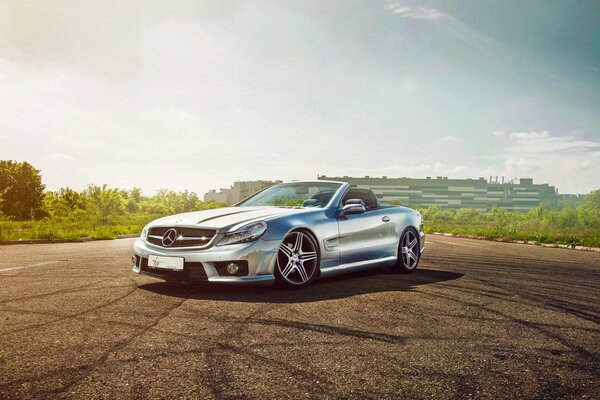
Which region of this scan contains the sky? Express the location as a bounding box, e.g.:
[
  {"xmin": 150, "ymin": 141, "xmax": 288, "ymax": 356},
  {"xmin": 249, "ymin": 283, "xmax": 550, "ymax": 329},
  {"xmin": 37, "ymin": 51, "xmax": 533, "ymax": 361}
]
[{"xmin": 1, "ymin": 0, "xmax": 599, "ymax": 195}]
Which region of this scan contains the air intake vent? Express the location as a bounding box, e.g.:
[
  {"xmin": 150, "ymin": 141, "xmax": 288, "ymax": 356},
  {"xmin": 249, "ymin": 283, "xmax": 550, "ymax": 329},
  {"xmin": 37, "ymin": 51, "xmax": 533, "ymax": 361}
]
[{"xmin": 139, "ymin": 257, "xmax": 208, "ymax": 281}]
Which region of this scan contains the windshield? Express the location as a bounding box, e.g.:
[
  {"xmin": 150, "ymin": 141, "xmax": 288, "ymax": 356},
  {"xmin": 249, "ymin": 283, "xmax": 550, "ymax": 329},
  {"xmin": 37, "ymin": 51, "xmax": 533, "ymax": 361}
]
[{"xmin": 237, "ymin": 182, "xmax": 342, "ymax": 207}]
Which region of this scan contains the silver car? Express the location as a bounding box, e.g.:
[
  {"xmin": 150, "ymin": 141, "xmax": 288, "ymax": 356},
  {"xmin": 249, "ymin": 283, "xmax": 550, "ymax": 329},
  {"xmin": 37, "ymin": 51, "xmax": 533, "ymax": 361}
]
[{"xmin": 132, "ymin": 181, "xmax": 425, "ymax": 289}]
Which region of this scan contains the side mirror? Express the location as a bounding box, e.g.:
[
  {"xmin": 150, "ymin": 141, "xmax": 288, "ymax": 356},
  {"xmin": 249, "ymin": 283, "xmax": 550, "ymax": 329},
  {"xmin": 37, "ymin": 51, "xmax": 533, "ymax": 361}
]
[{"xmin": 340, "ymin": 203, "xmax": 366, "ymax": 217}]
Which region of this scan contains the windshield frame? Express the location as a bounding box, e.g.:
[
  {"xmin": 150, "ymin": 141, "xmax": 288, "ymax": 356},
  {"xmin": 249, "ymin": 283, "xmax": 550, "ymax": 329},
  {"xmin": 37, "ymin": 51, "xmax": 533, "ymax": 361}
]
[{"xmin": 235, "ymin": 181, "xmax": 345, "ymax": 208}]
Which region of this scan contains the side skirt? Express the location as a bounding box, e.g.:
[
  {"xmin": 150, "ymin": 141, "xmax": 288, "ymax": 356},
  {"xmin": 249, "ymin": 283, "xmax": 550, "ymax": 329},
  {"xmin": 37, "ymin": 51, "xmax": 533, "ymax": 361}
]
[{"xmin": 318, "ymin": 256, "xmax": 397, "ymax": 278}]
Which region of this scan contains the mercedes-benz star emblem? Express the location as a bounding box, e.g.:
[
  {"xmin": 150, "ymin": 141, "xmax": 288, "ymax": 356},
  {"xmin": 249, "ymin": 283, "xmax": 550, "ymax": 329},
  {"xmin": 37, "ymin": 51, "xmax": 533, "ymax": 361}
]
[{"xmin": 161, "ymin": 228, "xmax": 178, "ymax": 247}]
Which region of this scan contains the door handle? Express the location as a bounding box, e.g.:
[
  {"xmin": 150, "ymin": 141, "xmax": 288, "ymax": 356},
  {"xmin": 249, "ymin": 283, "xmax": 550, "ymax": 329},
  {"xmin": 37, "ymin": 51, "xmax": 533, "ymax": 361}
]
[{"xmin": 382, "ymin": 216, "xmax": 390, "ymax": 222}]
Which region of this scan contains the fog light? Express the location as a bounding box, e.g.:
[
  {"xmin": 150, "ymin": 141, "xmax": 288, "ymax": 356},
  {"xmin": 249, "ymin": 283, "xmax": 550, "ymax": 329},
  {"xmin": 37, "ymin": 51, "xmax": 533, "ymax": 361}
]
[{"xmin": 226, "ymin": 262, "xmax": 240, "ymax": 275}]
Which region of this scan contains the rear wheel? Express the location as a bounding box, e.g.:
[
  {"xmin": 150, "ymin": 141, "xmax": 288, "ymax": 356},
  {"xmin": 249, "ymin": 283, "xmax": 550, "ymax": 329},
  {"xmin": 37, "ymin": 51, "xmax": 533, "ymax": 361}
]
[
  {"xmin": 391, "ymin": 227, "xmax": 420, "ymax": 274},
  {"xmin": 274, "ymin": 231, "xmax": 319, "ymax": 289}
]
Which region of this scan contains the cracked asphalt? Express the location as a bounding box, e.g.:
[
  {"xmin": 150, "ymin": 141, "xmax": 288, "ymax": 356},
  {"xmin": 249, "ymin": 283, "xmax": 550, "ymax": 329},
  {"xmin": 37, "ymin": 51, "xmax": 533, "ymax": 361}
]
[{"xmin": 0, "ymin": 235, "xmax": 599, "ymax": 399}]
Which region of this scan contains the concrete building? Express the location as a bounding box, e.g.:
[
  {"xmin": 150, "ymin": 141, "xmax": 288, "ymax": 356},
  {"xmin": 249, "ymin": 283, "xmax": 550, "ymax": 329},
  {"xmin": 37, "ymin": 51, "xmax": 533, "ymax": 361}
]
[
  {"xmin": 204, "ymin": 180, "xmax": 282, "ymax": 205},
  {"xmin": 318, "ymin": 175, "xmax": 558, "ymax": 210},
  {"xmin": 203, "ymin": 188, "xmax": 231, "ymax": 204}
]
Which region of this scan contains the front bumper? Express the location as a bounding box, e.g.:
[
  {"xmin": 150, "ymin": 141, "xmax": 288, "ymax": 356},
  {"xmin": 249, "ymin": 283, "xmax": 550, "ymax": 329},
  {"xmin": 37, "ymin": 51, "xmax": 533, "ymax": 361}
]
[{"xmin": 132, "ymin": 238, "xmax": 278, "ymax": 285}]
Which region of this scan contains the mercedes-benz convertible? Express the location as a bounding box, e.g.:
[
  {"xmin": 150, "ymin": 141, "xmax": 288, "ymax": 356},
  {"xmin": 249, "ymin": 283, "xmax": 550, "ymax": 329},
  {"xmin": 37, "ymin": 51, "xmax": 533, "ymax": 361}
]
[{"xmin": 132, "ymin": 181, "xmax": 424, "ymax": 289}]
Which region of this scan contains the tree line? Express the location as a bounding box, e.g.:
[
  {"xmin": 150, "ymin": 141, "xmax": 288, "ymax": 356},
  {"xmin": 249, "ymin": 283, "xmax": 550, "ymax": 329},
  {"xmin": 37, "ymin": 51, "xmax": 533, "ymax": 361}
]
[{"xmin": 0, "ymin": 160, "xmax": 225, "ymax": 223}]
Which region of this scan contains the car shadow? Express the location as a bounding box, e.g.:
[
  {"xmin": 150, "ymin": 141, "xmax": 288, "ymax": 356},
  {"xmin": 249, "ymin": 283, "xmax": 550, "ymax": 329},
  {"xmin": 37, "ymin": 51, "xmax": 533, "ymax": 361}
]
[{"xmin": 138, "ymin": 267, "xmax": 463, "ymax": 303}]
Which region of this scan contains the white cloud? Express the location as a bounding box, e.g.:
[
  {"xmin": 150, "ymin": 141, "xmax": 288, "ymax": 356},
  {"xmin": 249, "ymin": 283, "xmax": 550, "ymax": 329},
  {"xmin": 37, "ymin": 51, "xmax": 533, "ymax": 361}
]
[
  {"xmin": 492, "ymin": 131, "xmax": 505, "ymax": 137},
  {"xmin": 509, "ymin": 131, "xmax": 549, "ymax": 139},
  {"xmin": 502, "ymin": 158, "xmax": 537, "ymax": 171},
  {"xmin": 384, "ymin": 5, "xmax": 411, "ymax": 15},
  {"xmin": 507, "ymin": 131, "xmax": 600, "ymax": 153},
  {"xmin": 331, "ymin": 162, "xmax": 470, "ymax": 178},
  {"xmin": 438, "ymin": 135, "xmax": 459, "ymax": 143},
  {"xmin": 432, "ymin": 162, "xmax": 467, "ymax": 174},
  {"xmin": 491, "ymin": 131, "xmax": 600, "ymax": 193},
  {"xmin": 384, "ymin": 4, "xmax": 446, "ymax": 20}
]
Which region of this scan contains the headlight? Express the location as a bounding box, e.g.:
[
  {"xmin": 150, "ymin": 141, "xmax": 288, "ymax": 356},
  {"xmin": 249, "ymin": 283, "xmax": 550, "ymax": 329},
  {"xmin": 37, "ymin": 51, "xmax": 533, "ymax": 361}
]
[
  {"xmin": 141, "ymin": 225, "xmax": 149, "ymax": 240},
  {"xmin": 217, "ymin": 221, "xmax": 267, "ymax": 246}
]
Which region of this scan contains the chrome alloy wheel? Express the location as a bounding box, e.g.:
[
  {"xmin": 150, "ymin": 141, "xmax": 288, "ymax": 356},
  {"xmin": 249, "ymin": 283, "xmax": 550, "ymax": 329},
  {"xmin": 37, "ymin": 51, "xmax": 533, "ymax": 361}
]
[
  {"xmin": 401, "ymin": 229, "xmax": 420, "ymax": 270},
  {"xmin": 276, "ymin": 231, "xmax": 318, "ymax": 286}
]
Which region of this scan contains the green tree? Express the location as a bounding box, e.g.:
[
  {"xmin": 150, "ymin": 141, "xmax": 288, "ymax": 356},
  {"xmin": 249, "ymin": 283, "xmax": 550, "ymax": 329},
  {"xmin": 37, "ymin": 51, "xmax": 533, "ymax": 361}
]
[
  {"xmin": 420, "ymin": 205, "xmax": 445, "ymax": 222},
  {"xmin": 581, "ymin": 190, "xmax": 600, "ymax": 212},
  {"xmin": 125, "ymin": 187, "xmax": 143, "ymax": 213},
  {"xmin": 43, "ymin": 188, "xmax": 85, "ymax": 219},
  {"xmin": 170, "ymin": 190, "xmax": 200, "ymax": 213},
  {"xmin": 579, "ymin": 189, "xmax": 600, "ymax": 228},
  {"xmin": 43, "ymin": 192, "xmax": 62, "ymax": 218},
  {"xmin": 0, "ymin": 160, "xmax": 46, "ymax": 219},
  {"xmin": 202, "ymin": 199, "xmax": 227, "ymax": 210},
  {"xmin": 388, "ymin": 199, "xmax": 404, "ymax": 206},
  {"xmin": 0, "ymin": 190, "xmax": 5, "ymax": 220},
  {"xmin": 59, "ymin": 188, "xmax": 84, "ymax": 214},
  {"xmin": 85, "ymin": 184, "xmax": 125, "ymax": 224}
]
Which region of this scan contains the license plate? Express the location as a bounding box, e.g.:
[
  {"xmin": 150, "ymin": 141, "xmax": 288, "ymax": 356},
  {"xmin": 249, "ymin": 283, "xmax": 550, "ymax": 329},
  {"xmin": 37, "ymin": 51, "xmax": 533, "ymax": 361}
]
[{"xmin": 147, "ymin": 255, "xmax": 184, "ymax": 271}]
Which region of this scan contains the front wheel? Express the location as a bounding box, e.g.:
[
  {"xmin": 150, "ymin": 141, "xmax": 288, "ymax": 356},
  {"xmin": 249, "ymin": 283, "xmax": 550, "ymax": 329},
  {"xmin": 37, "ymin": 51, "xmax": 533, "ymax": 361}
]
[
  {"xmin": 274, "ymin": 231, "xmax": 319, "ymax": 289},
  {"xmin": 391, "ymin": 227, "xmax": 421, "ymax": 274}
]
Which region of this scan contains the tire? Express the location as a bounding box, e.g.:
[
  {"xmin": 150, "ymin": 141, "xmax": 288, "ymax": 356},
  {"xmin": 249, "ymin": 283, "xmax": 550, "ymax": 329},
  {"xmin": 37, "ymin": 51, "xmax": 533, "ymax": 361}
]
[
  {"xmin": 274, "ymin": 230, "xmax": 320, "ymax": 289},
  {"xmin": 391, "ymin": 227, "xmax": 421, "ymax": 274}
]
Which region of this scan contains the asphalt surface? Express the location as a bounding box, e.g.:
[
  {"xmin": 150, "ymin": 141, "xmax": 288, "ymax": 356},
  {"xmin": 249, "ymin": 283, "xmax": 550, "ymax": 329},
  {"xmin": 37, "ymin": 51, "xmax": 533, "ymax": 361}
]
[{"xmin": 0, "ymin": 236, "xmax": 599, "ymax": 399}]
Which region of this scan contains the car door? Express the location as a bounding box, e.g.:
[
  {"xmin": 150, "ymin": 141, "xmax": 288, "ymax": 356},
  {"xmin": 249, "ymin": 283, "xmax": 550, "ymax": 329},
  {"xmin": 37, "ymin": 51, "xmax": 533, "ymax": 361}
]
[
  {"xmin": 338, "ymin": 208, "xmax": 394, "ymax": 264},
  {"xmin": 337, "ymin": 191, "xmax": 394, "ymax": 265}
]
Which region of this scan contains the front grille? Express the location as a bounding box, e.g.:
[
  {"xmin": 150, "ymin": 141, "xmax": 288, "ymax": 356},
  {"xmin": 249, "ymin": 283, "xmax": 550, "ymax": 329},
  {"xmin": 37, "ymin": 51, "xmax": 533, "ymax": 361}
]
[
  {"xmin": 139, "ymin": 257, "xmax": 208, "ymax": 281},
  {"xmin": 147, "ymin": 227, "xmax": 216, "ymax": 248}
]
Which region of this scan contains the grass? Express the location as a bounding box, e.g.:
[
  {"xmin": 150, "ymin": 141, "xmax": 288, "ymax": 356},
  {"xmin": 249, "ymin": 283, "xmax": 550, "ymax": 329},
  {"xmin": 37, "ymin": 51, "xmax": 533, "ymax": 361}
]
[
  {"xmin": 423, "ymin": 223, "xmax": 600, "ymax": 248},
  {"xmin": 0, "ymin": 214, "xmax": 156, "ymax": 242},
  {"xmin": 419, "ymin": 206, "xmax": 600, "ymax": 248}
]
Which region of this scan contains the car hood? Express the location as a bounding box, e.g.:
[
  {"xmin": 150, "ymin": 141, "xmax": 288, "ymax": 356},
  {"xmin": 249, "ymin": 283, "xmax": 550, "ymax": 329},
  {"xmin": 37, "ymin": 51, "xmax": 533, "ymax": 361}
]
[{"xmin": 148, "ymin": 206, "xmax": 311, "ymax": 231}]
